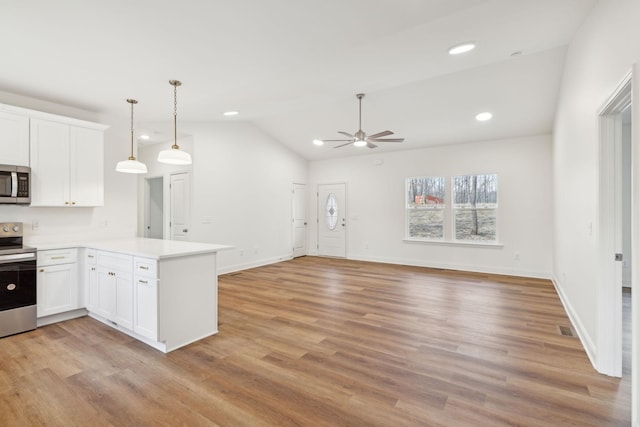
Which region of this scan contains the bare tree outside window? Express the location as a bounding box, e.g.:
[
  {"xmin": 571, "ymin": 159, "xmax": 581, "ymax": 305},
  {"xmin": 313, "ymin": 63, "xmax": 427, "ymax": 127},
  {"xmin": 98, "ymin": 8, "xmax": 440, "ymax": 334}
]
[
  {"xmin": 406, "ymin": 177, "xmax": 445, "ymax": 239},
  {"xmin": 453, "ymin": 174, "xmax": 498, "ymax": 241}
]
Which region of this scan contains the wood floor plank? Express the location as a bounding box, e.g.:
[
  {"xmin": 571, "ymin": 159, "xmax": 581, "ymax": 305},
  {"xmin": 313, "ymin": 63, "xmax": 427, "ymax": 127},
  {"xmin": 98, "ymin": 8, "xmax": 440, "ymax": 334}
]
[{"xmin": 0, "ymin": 256, "xmax": 631, "ymax": 425}]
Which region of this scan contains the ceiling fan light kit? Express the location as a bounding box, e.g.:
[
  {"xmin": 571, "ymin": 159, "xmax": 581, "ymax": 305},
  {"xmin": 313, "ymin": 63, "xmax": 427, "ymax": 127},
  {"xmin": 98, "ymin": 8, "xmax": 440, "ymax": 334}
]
[{"xmin": 321, "ymin": 93, "xmax": 404, "ymax": 149}]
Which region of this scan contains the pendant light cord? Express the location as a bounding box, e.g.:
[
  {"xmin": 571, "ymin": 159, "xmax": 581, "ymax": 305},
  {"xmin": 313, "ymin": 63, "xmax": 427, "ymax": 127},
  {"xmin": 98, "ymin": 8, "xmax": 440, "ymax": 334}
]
[
  {"xmin": 126, "ymin": 99, "xmax": 138, "ymax": 160},
  {"xmin": 172, "ymin": 80, "xmax": 180, "ymax": 150},
  {"xmin": 130, "ymin": 100, "xmax": 135, "ymax": 159}
]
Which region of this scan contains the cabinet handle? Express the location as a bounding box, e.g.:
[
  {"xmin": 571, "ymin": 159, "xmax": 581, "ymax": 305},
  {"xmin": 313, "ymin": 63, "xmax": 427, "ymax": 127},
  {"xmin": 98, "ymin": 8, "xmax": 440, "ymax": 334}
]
[
  {"xmin": 138, "ymin": 279, "xmax": 148, "ymax": 284},
  {"xmin": 72, "ymin": 202, "xmax": 76, "ymax": 205},
  {"xmin": 39, "ymin": 269, "xmax": 44, "ymax": 272},
  {"xmin": 88, "ymin": 255, "xmax": 94, "ymax": 258},
  {"xmin": 51, "ymin": 256, "xmax": 65, "ymax": 260},
  {"xmin": 139, "ymin": 266, "xmax": 149, "ymax": 270},
  {"xmin": 91, "ymin": 267, "xmax": 95, "ymax": 271},
  {"xmin": 65, "ymin": 201, "xmax": 69, "ymax": 205}
]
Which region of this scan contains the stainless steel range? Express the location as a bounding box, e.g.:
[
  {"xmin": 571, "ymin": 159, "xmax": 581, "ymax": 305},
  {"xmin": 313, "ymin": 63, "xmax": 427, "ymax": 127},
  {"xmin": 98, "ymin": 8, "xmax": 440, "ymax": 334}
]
[{"xmin": 0, "ymin": 222, "xmax": 37, "ymax": 338}]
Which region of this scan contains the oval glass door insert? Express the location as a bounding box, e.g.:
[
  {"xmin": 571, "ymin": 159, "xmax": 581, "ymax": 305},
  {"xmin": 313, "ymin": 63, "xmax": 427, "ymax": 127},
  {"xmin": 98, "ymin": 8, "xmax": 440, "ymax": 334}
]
[{"xmin": 326, "ymin": 193, "xmax": 338, "ymax": 230}]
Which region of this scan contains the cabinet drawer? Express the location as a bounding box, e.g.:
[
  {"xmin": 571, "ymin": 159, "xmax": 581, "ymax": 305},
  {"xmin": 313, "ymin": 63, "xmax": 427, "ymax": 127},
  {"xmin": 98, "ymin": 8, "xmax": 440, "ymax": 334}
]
[
  {"xmin": 134, "ymin": 257, "xmax": 157, "ymax": 278},
  {"xmin": 85, "ymin": 248, "xmax": 97, "ymax": 265},
  {"xmin": 97, "ymin": 250, "xmax": 132, "ymax": 273},
  {"xmin": 38, "ymin": 248, "xmax": 78, "ymax": 266}
]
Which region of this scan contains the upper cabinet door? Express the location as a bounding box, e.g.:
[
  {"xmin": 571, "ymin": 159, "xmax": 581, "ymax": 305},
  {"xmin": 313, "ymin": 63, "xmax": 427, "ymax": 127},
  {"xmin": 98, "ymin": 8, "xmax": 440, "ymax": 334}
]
[
  {"xmin": 30, "ymin": 119, "xmax": 71, "ymax": 206},
  {"xmin": 0, "ymin": 111, "xmax": 29, "ymax": 166},
  {"xmin": 30, "ymin": 119, "xmax": 105, "ymax": 207},
  {"xmin": 70, "ymin": 127, "xmax": 103, "ymax": 206}
]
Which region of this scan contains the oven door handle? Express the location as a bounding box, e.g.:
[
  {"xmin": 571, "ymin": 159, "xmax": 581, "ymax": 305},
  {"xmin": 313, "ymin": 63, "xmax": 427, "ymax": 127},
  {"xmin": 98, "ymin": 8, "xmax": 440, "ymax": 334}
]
[{"xmin": 0, "ymin": 252, "xmax": 36, "ymax": 264}]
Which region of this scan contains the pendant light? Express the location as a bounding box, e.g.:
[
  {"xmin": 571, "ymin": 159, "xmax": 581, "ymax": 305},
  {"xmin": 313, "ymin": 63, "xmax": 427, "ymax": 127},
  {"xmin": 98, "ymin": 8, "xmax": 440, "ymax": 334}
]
[
  {"xmin": 116, "ymin": 99, "xmax": 148, "ymax": 174},
  {"xmin": 157, "ymin": 80, "xmax": 192, "ymax": 165}
]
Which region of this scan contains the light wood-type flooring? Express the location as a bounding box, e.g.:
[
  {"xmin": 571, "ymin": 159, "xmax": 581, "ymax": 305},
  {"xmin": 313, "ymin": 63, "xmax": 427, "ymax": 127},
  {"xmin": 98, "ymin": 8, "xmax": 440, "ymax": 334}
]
[{"xmin": 0, "ymin": 257, "xmax": 631, "ymax": 426}]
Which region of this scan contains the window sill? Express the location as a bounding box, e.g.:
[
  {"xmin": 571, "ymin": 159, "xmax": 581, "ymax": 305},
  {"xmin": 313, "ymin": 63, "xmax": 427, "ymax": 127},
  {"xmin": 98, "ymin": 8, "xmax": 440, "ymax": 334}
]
[{"xmin": 403, "ymin": 239, "xmax": 504, "ymax": 249}]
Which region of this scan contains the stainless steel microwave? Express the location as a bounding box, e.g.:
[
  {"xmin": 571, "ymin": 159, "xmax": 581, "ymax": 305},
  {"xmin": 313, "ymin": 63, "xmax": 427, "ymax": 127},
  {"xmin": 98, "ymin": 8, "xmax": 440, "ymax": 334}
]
[{"xmin": 0, "ymin": 165, "xmax": 30, "ymax": 204}]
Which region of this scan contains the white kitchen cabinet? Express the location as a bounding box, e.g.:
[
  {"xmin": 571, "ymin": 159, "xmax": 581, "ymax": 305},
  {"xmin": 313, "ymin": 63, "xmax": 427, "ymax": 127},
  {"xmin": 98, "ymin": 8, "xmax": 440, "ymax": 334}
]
[
  {"xmin": 30, "ymin": 118, "xmax": 105, "ymax": 207},
  {"xmin": 37, "ymin": 249, "xmax": 79, "ymax": 318},
  {"xmin": 0, "ymin": 111, "xmax": 29, "ymax": 166},
  {"xmin": 90, "ymin": 251, "xmax": 134, "ymax": 330},
  {"xmin": 70, "ymin": 127, "xmax": 104, "ymax": 206},
  {"xmin": 133, "ymin": 257, "xmax": 158, "ymax": 341},
  {"xmin": 84, "ymin": 249, "xmax": 98, "ymax": 312}
]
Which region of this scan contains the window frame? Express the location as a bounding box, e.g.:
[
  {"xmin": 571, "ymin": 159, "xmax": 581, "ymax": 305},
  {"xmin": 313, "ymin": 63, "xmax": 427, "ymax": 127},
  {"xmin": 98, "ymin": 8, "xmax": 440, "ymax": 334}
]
[
  {"xmin": 405, "ymin": 176, "xmax": 446, "ymax": 242},
  {"xmin": 452, "ymin": 173, "xmax": 499, "ymax": 243}
]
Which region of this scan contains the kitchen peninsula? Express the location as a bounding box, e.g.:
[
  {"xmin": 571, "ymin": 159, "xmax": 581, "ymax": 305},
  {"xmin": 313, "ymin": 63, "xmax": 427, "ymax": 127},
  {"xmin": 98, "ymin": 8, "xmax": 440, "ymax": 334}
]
[{"xmin": 32, "ymin": 237, "xmax": 231, "ymax": 353}]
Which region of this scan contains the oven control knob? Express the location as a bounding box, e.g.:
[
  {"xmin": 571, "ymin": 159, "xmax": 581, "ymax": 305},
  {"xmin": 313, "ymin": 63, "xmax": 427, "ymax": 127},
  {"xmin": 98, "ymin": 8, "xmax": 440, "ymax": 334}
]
[
  {"xmin": 2, "ymin": 226, "xmax": 8, "ymax": 232},
  {"xmin": 12, "ymin": 225, "xmax": 19, "ymax": 232}
]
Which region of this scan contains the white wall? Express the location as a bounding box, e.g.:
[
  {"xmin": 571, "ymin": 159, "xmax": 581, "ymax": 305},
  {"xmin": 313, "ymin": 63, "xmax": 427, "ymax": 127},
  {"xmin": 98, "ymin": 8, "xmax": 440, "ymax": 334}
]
[
  {"xmin": 553, "ymin": 0, "xmax": 640, "ymax": 359},
  {"xmin": 139, "ymin": 122, "xmax": 308, "ymax": 273},
  {"xmin": 553, "ymin": 0, "xmax": 640, "ymax": 422},
  {"xmin": 0, "ymin": 90, "xmax": 138, "ymax": 243},
  {"xmin": 309, "ymin": 134, "xmax": 553, "ymax": 278}
]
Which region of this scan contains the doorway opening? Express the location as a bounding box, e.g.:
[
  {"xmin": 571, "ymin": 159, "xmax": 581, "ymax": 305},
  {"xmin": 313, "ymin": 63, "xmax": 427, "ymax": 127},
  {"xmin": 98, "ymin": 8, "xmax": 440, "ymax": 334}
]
[
  {"xmin": 597, "ymin": 73, "xmax": 632, "ymax": 378},
  {"xmin": 144, "ymin": 176, "xmax": 164, "ymax": 239}
]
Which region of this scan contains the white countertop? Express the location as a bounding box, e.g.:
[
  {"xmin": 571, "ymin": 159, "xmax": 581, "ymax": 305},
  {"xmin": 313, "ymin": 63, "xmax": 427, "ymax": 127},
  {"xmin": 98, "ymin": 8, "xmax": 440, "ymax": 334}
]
[{"xmin": 26, "ymin": 237, "xmax": 232, "ymax": 260}]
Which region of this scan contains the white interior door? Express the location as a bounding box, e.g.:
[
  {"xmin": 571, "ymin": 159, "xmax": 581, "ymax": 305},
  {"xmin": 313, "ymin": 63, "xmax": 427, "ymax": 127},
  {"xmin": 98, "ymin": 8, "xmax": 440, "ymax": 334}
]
[
  {"xmin": 292, "ymin": 183, "xmax": 307, "ymax": 258},
  {"xmin": 170, "ymin": 172, "xmax": 191, "ymax": 241},
  {"xmin": 318, "ymin": 183, "xmax": 346, "ymax": 258}
]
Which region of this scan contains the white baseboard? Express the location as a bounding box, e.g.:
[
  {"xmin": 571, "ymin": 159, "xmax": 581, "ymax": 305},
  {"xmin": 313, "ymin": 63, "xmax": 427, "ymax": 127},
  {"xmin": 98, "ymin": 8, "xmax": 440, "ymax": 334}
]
[
  {"xmin": 37, "ymin": 308, "xmax": 87, "ymax": 327},
  {"xmin": 551, "ymin": 274, "xmax": 597, "ymax": 371},
  {"xmin": 218, "ymin": 253, "xmax": 293, "ymax": 275},
  {"xmin": 346, "ymin": 253, "xmax": 551, "ymax": 280}
]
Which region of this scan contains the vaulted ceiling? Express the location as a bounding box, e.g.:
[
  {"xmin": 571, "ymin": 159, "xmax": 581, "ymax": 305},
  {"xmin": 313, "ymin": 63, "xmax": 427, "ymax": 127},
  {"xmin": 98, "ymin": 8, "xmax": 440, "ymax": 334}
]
[{"xmin": 1, "ymin": 0, "xmax": 596, "ymax": 160}]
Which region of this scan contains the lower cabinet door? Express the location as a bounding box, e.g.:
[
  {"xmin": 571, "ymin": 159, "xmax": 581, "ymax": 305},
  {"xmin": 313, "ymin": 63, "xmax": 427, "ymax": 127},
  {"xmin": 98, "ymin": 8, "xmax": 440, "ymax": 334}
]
[
  {"xmin": 96, "ymin": 267, "xmax": 116, "ymax": 321},
  {"xmin": 85, "ymin": 265, "xmax": 98, "ymax": 312},
  {"xmin": 115, "ymin": 271, "xmax": 133, "ymax": 330},
  {"xmin": 37, "ymin": 263, "xmax": 79, "ymax": 317},
  {"xmin": 133, "ymin": 275, "xmax": 158, "ymax": 340}
]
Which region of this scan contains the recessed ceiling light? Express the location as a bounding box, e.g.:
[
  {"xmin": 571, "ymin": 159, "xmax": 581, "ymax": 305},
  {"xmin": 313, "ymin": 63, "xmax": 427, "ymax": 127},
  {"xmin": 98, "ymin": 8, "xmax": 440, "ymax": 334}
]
[
  {"xmin": 312, "ymin": 139, "xmax": 324, "ymax": 146},
  {"xmin": 448, "ymin": 42, "xmax": 476, "ymax": 55},
  {"xmin": 475, "ymin": 112, "xmax": 493, "ymax": 122},
  {"xmin": 139, "ymin": 134, "xmax": 150, "ymax": 140},
  {"xmin": 223, "ymin": 111, "xmax": 239, "ymax": 116}
]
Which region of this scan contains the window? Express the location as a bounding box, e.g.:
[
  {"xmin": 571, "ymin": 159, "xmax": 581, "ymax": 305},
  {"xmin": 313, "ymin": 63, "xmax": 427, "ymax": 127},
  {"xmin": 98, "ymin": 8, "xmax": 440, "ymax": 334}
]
[
  {"xmin": 406, "ymin": 177, "xmax": 445, "ymax": 240},
  {"xmin": 453, "ymin": 174, "xmax": 498, "ymax": 242},
  {"xmin": 325, "ymin": 193, "xmax": 338, "ymax": 230}
]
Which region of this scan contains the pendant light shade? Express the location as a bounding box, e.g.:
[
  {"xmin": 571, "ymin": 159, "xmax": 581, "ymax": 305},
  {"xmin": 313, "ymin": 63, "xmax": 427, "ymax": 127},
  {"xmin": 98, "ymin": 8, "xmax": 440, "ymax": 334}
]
[
  {"xmin": 158, "ymin": 80, "xmax": 192, "ymax": 165},
  {"xmin": 116, "ymin": 99, "xmax": 148, "ymax": 174}
]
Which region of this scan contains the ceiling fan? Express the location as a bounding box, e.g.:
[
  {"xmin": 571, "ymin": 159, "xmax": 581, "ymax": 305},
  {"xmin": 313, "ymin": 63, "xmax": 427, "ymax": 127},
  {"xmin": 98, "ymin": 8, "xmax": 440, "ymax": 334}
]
[{"xmin": 323, "ymin": 93, "xmax": 404, "ymax": 149}]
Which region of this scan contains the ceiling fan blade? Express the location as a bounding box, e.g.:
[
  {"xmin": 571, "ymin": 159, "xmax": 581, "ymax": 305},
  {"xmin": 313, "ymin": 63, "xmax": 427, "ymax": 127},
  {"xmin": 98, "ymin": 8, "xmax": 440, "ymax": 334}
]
[
  {"xmin": 366, "ymin": 142, "xmax": 378, "ymax": 149},
  {"xmin": 338, "ymin": 131, "xmax": 354, "ymax": 138},
  {"xmin": 323, "ymin": 139, "xmax": 353, "ymax": 142},
  {"xmin": 333, "ymin": 141, "xmax": 355, "ymax": 148},
  {"xmin": 367, "ymin": 130, "xmax": 393, "ymax": 139},
  {"xmin": 369, "ymin": 137, "xmax": 404, "ymax": 143}
]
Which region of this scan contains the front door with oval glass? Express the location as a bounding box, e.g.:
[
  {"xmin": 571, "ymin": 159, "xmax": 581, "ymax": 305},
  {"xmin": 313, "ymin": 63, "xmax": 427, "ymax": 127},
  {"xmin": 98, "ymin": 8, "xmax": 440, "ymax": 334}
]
[{"xmin": 317, "ymin": 183, "xmax": 346, "ymax": 258}]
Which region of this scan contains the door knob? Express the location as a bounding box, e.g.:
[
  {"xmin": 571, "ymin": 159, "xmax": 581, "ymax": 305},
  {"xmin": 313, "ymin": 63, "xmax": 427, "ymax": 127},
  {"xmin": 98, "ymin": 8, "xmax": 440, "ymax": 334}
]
[{"xmin": 183, "ymin": 229, "xmax": 188, "ymax": 232}]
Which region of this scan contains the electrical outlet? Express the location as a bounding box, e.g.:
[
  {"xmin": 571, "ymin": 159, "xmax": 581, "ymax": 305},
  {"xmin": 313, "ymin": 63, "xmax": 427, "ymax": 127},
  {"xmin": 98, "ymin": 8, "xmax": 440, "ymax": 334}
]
[
  {"xmin": 32, "ymin": 220, "xmax": 39, "ymax": 230},
  {"xmin": 514, "ymin": 251, "xmax": 520, "ymax": 261}
]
